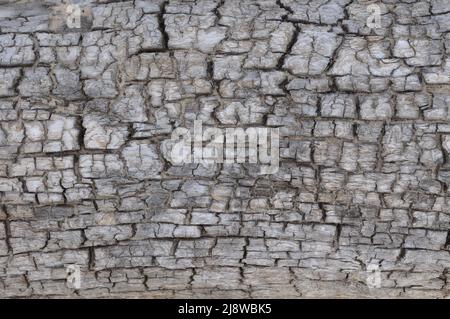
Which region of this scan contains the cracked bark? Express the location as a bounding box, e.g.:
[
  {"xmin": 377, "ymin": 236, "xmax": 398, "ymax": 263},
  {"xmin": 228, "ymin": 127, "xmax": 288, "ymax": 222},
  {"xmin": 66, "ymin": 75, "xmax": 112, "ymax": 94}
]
[{"xmin": 0, "ymin": 0, "xmax": 449, "ymax": 299}]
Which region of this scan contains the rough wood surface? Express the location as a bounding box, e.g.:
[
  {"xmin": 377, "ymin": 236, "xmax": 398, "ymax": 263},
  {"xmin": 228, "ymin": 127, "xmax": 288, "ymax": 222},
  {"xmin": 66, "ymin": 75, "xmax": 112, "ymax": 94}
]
[{"xmin": 0, "ymin": 0, "xmax": 449, "ymax": 298}]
